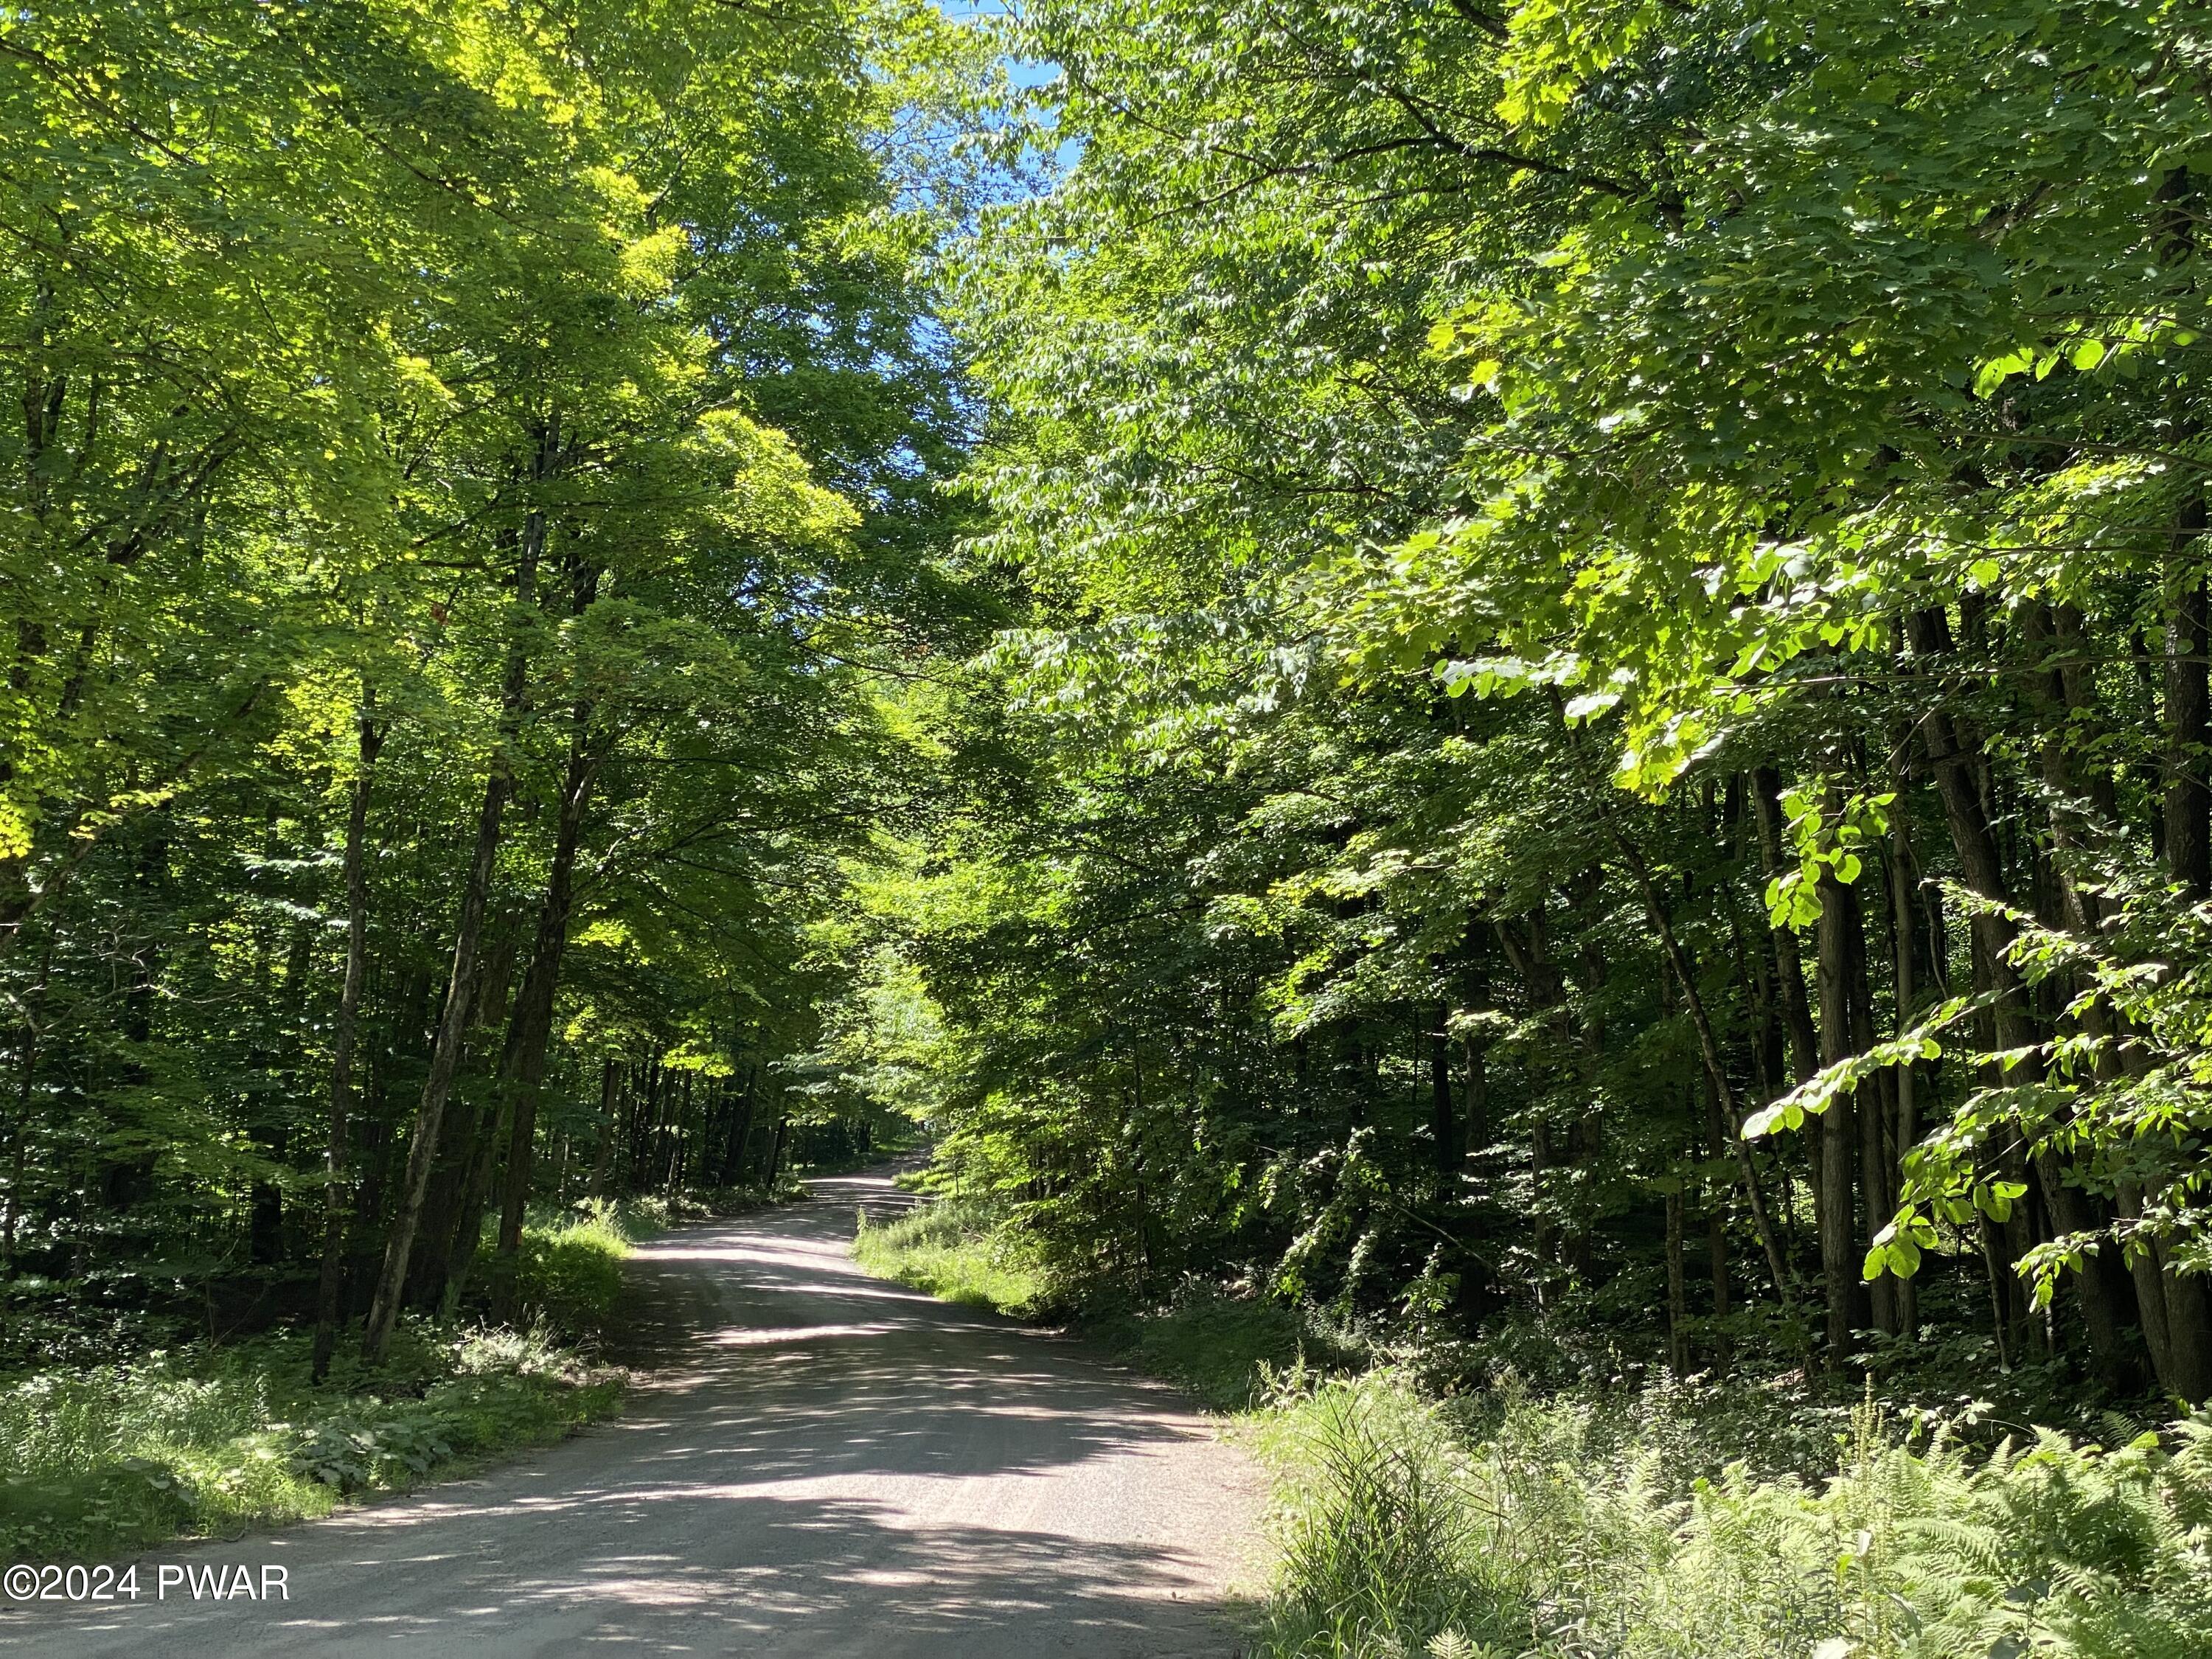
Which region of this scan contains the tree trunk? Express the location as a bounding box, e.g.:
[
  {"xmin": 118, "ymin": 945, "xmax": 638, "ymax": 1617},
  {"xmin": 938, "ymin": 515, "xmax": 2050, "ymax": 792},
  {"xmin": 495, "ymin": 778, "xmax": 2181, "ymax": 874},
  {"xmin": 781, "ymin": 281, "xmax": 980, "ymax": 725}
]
[
  {"xmin": 1752, "ymin": 769, "xmax": 1820, "ymax": 1084},
  {"xmin": 490, "ymin": 723, "xmax": 602, "ymax": 1310},
  {"xmin": 360, "ymin": 428, "xmax": 553, "ymax": 1365},
  {"xmin": 1905, "ymin": 610, "xmax": 2150, "ymax": 1377},
  {"xmin": 1665, "ymin": 1181, "xmax": 1689, "ymax": 1379},
  {"xmin": 1887, "ymin": 776, "xmax": 1921, "ymax": 1343},
  {"xmin": 589, "ymin": 1059, "xmax": 619, "ymax": 1199},
  {"xmin": 2158, "ymin": 491, "xmax": 2212, "ymax": 1403},
  {"xmin": 1815, "ymin": 858, "xmax": 1864, "ymax": 1368},
  {"xmin": 2165, "ymin": 491, "xmax": 2210, "ymax": 896},
  {"xmin": 437, "ymin": 1092, "xmax": 507, "ymax": 1315},
  {"xmin": 1838, "ymin": 864, "xmax": 1898, "ymax": 1339},
  {"xmin": 1618, "ymin": 843, "xmax": 1798, "ymax": 1321},
  {"xmin": 312, "ymin": 703, "xmax": 382, "ymax": 1381},
  {"xmin": 1700, "ymin": 1071, "xmax": 1733, "ymax": 1332},
  {"xmin": 1428, "ymin": 1002, "xmax": 1457, "ymax": 1178},
  {"xmin": 720, "ymin": 1064, "xmax": 756, "ymax": 1186},
  {"xmin": 358, "ymin": 761, "xmax": 511, "ymax": 1363},
  {"xmin": 1494, "ymin": 909, "xmax": 1570, "ymax": 1270},
  {"xmin": 1461, "ymin": 1032, "xmax": 1488, "ymax": 1164},
  {"xmin": 406, "ymin": 908, "xmax": 518, "ymax": 1311}
]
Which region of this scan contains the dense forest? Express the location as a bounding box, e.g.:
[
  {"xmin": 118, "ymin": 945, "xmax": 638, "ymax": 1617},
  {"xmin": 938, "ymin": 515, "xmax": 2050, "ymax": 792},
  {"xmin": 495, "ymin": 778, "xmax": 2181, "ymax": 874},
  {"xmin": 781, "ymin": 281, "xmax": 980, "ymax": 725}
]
[
  {"xmin": 9, "ymin": 0, "xmax": 2212, "ymax": 1640},
  {"xmin": 0, "ymin": 0, "xmax": 991, "ymax": 1373},
  {"xmin": 831, "ymin": 0, "xmax": 2212, "ymax": 1422}
]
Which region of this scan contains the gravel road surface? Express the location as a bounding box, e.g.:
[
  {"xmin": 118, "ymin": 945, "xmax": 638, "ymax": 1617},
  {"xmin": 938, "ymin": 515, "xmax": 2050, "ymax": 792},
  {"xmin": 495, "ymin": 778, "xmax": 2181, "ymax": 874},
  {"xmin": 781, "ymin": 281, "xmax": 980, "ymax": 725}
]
[{"xmin": 0, "ymin": 1169, "xmax": 1263, "ymax": 1657}]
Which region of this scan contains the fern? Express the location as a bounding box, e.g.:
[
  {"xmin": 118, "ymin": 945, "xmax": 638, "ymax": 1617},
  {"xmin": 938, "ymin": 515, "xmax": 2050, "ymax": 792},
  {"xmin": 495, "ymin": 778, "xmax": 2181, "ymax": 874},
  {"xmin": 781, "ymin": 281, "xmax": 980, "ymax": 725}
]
[{"xmin": 1251, "ymin": 1380, "xmax": 2212, "ymax": 1659}]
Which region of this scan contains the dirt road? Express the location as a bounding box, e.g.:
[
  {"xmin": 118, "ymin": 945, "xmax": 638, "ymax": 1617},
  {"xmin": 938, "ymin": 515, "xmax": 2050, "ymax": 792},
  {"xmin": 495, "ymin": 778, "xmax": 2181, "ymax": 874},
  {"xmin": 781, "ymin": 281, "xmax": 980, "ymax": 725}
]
[{"xmin": 0, "ymin": 1171, "xmax": 1263, "ymax": 1656}]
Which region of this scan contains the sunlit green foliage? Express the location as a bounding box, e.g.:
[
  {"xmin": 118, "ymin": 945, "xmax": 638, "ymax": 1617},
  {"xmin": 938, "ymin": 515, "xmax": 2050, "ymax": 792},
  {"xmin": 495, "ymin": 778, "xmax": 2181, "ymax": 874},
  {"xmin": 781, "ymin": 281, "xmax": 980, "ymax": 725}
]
[
  {"xmin": 837, "ymin": 0, "xmax": 2212, "ymax": 1427},
  {"xmin": 0, "ymin": 0, "xmax": 984, "ymax": 1370},
  {"xmin": 852, "ymin": 1199, "xmax": 1057, "ymax": 1318}
]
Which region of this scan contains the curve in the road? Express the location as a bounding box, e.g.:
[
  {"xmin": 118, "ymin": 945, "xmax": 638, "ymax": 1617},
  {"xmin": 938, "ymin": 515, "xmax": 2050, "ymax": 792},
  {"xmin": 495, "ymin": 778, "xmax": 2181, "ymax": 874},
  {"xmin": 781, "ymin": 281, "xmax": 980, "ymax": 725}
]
[{"xmin": 0, "ymin": 1170, "xmax": 1264, "ymax": 1658}]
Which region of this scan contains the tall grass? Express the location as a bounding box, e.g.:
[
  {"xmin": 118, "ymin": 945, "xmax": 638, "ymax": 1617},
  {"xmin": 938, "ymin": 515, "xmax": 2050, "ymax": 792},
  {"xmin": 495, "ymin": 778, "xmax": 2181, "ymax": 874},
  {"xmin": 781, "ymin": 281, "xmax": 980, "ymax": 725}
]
[
  {"xmin": 1253, "ymin": 1373, "xmax": 2212, "ymax": 1659},
  {"xmin": 851, "ymin": 1200, "xmax": 1056, "ymax": 1318}
]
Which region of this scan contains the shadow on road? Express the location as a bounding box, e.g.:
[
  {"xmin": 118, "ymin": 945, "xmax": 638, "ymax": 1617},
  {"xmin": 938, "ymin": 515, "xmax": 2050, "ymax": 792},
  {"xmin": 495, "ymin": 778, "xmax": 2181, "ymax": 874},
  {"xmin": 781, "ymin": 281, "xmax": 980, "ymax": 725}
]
[{"xmin": 0, "ymin": 1166, "xmax": 1259, "ymax": 1659}]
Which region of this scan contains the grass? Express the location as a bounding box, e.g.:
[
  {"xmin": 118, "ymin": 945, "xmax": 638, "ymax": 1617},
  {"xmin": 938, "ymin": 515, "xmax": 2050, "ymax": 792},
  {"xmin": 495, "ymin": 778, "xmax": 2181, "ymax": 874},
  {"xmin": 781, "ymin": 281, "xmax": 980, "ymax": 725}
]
[
  {"xmin": 849, "ymin": 1204, "xmax": 1348, "ymax": 1408},
  {"xmin": 0, "ymin": 1208, "xmax": 640, "ymax": 1562},
  {"xmin": 1249, "ymin": 1371, "xmax": 2212, "ymax": 1659},
  {"xmin": 851, "ymin": 1200, "xmax": 1056, "ymax": 1318},
  {"xmin": 510, "ymin": 1204, "xmax": 635, "ymax": 1338},
  {"xmin": 0, "ymin": 1321, "xmax": 621, "ymax": 1560}
]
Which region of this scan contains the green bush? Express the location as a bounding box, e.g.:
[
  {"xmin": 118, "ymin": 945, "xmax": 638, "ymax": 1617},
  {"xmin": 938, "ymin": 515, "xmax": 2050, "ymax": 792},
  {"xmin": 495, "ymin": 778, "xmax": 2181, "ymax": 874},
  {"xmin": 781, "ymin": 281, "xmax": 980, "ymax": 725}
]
[
  {"xmin": 1093, "ymin": 1281, "xmax": 1338, "ymax": 1410},
  {"xmin": 1252, "ymin": 1373, "xmax": 2212, "ymax": 1659},
  {"xmin": 512, "ymin": 1204, "xmax": 633, "ymax": 1339}
]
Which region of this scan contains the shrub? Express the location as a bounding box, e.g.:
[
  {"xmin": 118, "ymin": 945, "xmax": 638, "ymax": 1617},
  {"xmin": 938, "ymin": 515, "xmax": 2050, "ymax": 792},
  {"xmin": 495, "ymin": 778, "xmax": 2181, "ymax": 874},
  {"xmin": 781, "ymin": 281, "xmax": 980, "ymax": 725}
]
[
  {"xmin": 510, "ymin": 1203, "xmax": 633, "ymax": 1340},
  {"xmin": 1093, "ymin": 1281, "xmax": 1340, "ymax": 1410}
]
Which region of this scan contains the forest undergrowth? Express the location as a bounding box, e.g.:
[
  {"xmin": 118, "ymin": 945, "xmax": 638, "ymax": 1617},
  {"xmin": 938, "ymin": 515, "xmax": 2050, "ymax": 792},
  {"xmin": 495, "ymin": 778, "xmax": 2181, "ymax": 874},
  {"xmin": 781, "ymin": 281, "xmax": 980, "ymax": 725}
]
[
  {"xmin": 1254, "ymin": 1376, "xmax": 2212, "ymax": 1659},
  {"xmin": 0, "ymin": 1201, "xmax": 668, "ymax": 1559}
]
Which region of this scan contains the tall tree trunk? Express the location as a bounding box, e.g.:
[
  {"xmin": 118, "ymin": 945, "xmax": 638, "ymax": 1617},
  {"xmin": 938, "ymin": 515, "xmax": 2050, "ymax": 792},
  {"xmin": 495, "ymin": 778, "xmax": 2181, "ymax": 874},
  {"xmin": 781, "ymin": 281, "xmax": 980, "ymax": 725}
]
[
  {"xmin": 1700, "ymin": 1070, "xmax": 1734, "ymax": 1346},
  {"xmin": 489, "ymin": 739, "xmax": 600, "ymax": 1301},
  {"xmin": 359, "ymin": 762, "xmax": 511, "ymax": 1363},
  {"xmin": 1665, "ymin": 1178, "xmax": 1689, "ymax": 1379},
  {"xmin": 720, "ymin": 1063, "xmax": 756, "ymax": 1186},
  {"xmin": 1837, "ymin": 862, "xmax": 1898, "ymax": 1339},
  {"xmin": 2017, "ymin": 605, "xmax": 2149, "ymax": 1388},
  {"xmin": 2165, "ymin": 492, "xmax": 2210, "ymax": 895},
  {"xmin": 1815, "ymin": 858, "xmax": 1865, "ymax": 1368},
  {"xmin": 1886, "ymin": 782, "xmax": 1921, "ymax": 1343},
  {"xmin": 765, "ymin": 1113, "xmax": 788, "ymax": 1185},
  {"xmin": 312, "ymin": 700, "xmax": 382, "ymax": 1381},
  {"xmin": 360, "ymin": 427, "xmax": 553, "ymax": 1364},
  {"xmin": 437, "ymin": 1092, "xmax": 507, "ymax": 1315},
  {"xmin": 1428, "ymin": 1002, "xmax": 1457, "ymax": 1178},
  {"xmin": 1752, "ymin": 769, "xmax": 1820, "ymax": 1084},
  {"xmin": 1904, "ymin": 609, "xmax": 2149, "ymax": 1378},
  {"xmin": 1494, "ymin": 909, "xmax": 1568, "ymax": 1269},
  {"xmin": 1618, "ymin": 843, "xmax": 1798, "ymax": 1321},
  {"xmin": 589, "ymin": 1059, "xmax": 619, "ymax": 1198},
  {"xmin": 406, "ymin": 909, "xmax": 516, "ymax": 1310},
  {"xmin": 1461, "ymin": 1034, "xmax": 1488, "ymax": 1158}
]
